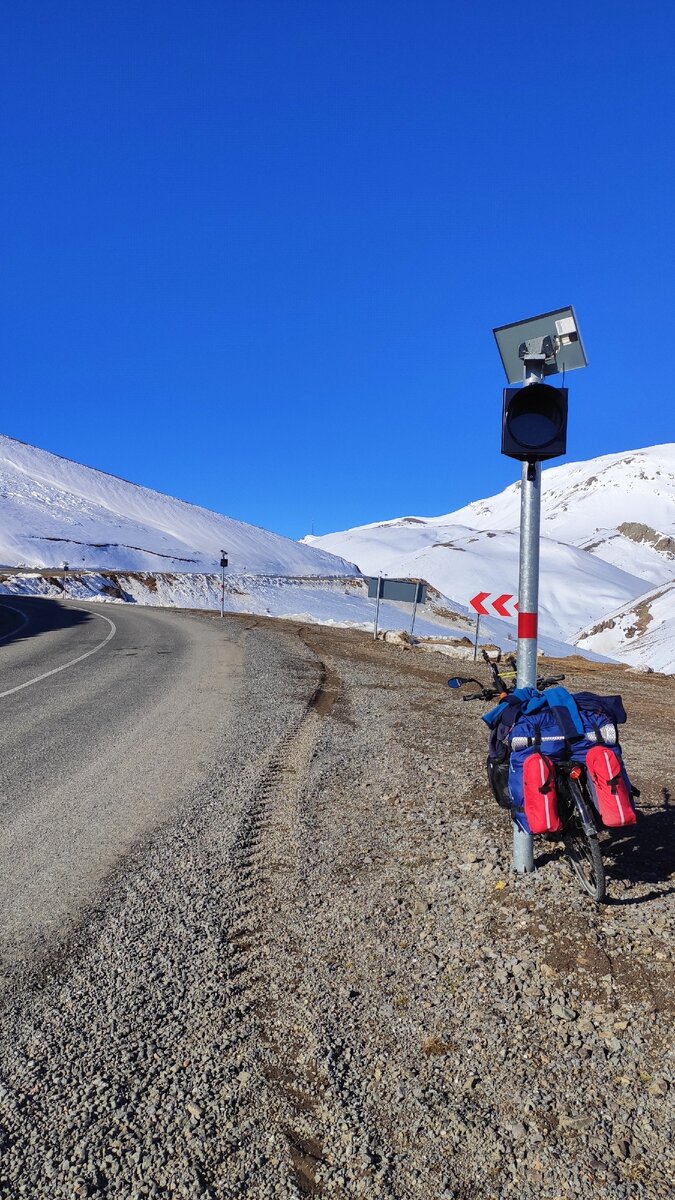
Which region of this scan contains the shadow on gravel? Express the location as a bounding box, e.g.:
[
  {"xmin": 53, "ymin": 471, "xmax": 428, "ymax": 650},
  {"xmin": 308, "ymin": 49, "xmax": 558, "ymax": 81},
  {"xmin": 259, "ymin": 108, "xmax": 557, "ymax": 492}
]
[
  {"xmin": 532, "ymin": 801, "xmax": 675, "ymax": 906},
  {"xmin": 0, "ymin": 597, "xmax": 92, "ymax": 647},
  {"xmin": 602, "ymin": 801, "xmax": 675, "ymax": 905}
]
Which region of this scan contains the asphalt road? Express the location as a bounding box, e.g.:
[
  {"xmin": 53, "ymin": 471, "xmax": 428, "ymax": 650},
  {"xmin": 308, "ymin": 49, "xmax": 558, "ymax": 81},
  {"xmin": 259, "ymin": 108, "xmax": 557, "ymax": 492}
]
[{"xmin": 0, "ymin": 596, "xmax": 243, "ymax": 984}]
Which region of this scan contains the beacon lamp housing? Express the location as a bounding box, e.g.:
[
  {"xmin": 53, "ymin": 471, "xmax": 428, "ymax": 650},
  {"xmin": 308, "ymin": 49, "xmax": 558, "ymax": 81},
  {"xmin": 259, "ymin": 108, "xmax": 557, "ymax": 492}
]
[{"xmin": 501, "ymin": 381, "xmax": 568, "ymax": 463}]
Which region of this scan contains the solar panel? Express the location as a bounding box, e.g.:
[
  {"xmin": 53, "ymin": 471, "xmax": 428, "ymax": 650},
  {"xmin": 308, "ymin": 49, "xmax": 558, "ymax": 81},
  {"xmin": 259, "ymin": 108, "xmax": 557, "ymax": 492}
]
[{"xmin": 493, "ymin": 307, "xmax": 588, "ymax": 384}]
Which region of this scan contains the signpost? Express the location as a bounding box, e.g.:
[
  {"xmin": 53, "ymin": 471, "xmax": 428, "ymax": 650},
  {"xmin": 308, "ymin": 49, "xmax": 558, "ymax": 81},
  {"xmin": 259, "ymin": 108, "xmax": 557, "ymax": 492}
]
[
  {"xmin": 493, "ymin": 307, "xmax": 587, "ymax": 873},
  {"xmin": 219, "ymin": 550, "xmax": 228, "ymax": 618},
  {"xmin": 367, "ymin": 576, "xmax": 427, "ymax": 640},
  {"xmin": 468, "ymin": 591, "xmax": 517, "ymax": 659}
]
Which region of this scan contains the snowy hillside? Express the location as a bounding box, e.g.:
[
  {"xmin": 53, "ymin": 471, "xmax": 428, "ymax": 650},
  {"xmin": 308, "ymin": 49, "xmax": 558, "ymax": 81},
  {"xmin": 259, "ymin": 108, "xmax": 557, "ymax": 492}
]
[
  {"xmin": 444, "ymin": 444, "xmax": 675, "ymax": 585},
  {"xmin": 304, "ymin": 520, "xmax": 648, "ymax": 644},
  {"xmin": 0, "ymin": 434, "xmax": 357, "ymax": 579},
  {"xmin": 1, "ymin": 432, "xmax": 671, "ymax": 671},
  {"xmin": 576, "ymin": 582, "xmax": 675, "ymax": 674},
  {"xmin": 0, "ymin": 433, "xmax": 591, "ymax": 659},
  {"xmin": 306, "ymin": 444, "xmax": 675, "ymax": 672}
]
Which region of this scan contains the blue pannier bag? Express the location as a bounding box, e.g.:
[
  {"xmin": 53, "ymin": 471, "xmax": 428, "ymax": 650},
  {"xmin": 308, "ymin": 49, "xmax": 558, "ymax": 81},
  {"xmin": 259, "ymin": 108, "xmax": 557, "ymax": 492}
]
[
  {"xmin": 508, "ymin": 705, "xmax": 569, "ymax": 757},
  {"xmin": 484, "ymin": 686, "xmax": 636, "ymax": 833}
]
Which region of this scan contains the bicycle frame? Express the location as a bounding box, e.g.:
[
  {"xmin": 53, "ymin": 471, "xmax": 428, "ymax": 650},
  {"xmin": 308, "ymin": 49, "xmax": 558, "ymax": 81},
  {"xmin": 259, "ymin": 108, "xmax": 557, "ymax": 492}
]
[{"xmin": 557, "ymin": 764, "xmax": 597, "ymax": 837}]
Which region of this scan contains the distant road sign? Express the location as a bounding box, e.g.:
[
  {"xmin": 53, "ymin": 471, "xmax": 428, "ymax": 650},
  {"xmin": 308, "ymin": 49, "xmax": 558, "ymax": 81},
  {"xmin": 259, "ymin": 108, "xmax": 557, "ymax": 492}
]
[
  {"xmin": 367, "ymin": 576, "xmax": 428, "ymax": 640},
  {"xmin": 469, "ymin": 591, "xmax": 518, "ymax": 618},
  {"xmin": 367, "ymin": 577, "xmax": 427, "ymax": 605}
]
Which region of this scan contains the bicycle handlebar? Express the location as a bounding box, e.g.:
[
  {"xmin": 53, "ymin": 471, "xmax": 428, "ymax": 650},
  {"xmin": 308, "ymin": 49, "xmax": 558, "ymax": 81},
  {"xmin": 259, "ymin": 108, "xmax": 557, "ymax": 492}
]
[
  {"xmin": 452, "ymin": 673, "xmax": 566, "ymax": 707},
  {"xmin": 448, "ymin": 663, "xmax": 566, "ymax": 707}
]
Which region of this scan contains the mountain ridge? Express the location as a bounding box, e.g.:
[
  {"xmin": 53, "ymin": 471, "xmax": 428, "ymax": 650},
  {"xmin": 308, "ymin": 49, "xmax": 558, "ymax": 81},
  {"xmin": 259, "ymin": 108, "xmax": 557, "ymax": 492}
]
[
  {"xmin": 305, "ymin": 444, "xmax": 675, "ymax": 672},
  {"xmin": 0, "ymin": 433, "xmax": 358, "ymax": 578}
]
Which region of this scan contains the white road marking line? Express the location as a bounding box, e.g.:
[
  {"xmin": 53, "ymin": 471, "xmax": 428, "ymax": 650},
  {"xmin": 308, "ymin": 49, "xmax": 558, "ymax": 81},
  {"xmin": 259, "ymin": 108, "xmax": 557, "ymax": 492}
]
[
  {"xmin": 0, "ymin": 606, "xmax": 117, "ymax": 700},
  {"xmin": 0, "ymin": 603, "xmax": 31, "ymax": 644}
]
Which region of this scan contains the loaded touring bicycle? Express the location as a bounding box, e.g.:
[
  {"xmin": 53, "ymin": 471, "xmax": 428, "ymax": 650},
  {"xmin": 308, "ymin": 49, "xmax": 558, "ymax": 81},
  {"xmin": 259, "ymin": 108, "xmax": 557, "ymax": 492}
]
[{"xmin": 449, "ymin": 652, "xmax": 638, "ymax": 903}]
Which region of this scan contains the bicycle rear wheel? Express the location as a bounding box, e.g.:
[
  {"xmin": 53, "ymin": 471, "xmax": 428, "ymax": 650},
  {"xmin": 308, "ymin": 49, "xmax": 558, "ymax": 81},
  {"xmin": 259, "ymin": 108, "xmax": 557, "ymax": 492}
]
[{"xmin": 563, "ymin": 810, "xmax": 606, "ymax": 903}]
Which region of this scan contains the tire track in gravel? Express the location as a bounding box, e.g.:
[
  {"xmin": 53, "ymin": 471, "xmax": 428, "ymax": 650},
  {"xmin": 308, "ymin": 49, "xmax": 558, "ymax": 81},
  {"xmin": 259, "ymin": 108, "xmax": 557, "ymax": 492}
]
[
  {"xmin": 205, "ymin": 667, "xmax": 332, "ymax": 1195},
  {"xmin": 220, "ymin": 639, "xmax": 392, "ymax": 1197}
]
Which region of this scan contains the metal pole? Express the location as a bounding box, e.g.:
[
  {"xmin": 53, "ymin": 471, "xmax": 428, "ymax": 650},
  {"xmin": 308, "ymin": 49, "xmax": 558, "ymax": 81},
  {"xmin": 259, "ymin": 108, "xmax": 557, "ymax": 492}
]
[
  {"xmin": 219, "ymin": 550, "xmax": 227, "ymax": 617},
  {"xmin": 512, "ymin": 357, "xmax": 543, "ymax": 875},
  {"xmin": 373, "ymin": 574, "xmax": 382, "ymax": 640},
  {"xmin": 409, "ymin": 582, "xmax": 419, "ymax": 638},
  {"xmin": 473, "ymin": 613, "xmax": 480, "ymax": 661}
]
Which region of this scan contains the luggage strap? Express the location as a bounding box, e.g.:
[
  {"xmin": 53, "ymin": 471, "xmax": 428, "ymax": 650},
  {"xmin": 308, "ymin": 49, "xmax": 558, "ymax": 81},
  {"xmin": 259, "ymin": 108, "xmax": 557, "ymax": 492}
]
[{"xmin": 544, "ymin": 687, "xmax": 585, "ymax": 740}]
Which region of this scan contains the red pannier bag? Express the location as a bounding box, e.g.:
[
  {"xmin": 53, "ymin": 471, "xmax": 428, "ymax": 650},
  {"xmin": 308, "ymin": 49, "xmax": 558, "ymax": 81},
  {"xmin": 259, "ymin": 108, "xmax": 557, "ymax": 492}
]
[
  {"xmin": 585, "ymin": 746, "xmax": 637, "ymax": 827},
  {"xmin": 522, "ymin": 752, "xmax": 562, "ymax": 834}
]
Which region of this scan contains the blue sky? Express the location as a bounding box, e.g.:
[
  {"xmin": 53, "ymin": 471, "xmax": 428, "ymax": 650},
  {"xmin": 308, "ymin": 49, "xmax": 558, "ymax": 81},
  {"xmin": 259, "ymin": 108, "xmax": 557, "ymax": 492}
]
[{"xmin": 1, "ymin": 2, "xmax": 673, "ymax": 540}]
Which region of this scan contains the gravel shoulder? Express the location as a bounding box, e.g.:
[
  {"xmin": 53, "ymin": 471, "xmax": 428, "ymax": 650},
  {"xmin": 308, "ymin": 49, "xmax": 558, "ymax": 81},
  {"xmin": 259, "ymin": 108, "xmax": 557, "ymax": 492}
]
[{"xmin": 1, "ymin": 614, "xmax": 673, "ymax": 1198}]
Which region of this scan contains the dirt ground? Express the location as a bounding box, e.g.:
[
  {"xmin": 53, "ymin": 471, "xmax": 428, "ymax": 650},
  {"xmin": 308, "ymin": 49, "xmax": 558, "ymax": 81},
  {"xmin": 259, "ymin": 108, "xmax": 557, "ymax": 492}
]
[
  {"xmin": 1, "ymin": 613, "xmax": 673, "ymax": 1199},
  {"xmin": 259, "ymin": 619, "xmax": 675, "ymax": 1198}
]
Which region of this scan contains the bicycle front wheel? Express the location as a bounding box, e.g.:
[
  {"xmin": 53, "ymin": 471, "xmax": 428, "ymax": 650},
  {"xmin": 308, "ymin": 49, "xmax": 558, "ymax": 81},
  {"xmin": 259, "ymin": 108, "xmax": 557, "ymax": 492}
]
[{"xmin": 563, "ymin": 812, "xmax": 606, "ymax": 903}]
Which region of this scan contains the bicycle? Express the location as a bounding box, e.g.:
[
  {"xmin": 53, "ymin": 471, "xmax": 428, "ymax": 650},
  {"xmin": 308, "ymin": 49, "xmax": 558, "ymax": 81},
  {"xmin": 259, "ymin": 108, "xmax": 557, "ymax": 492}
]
[{"xmin": 448, "ymin": 651, "xmax": 607, "ymax": 903}]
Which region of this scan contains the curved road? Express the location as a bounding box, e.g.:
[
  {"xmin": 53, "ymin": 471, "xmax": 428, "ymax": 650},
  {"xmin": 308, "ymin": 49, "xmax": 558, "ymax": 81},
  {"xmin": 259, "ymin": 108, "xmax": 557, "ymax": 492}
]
[{"xmin": 0, "ymin": 596, "xmax": 244, "ymax": 983}]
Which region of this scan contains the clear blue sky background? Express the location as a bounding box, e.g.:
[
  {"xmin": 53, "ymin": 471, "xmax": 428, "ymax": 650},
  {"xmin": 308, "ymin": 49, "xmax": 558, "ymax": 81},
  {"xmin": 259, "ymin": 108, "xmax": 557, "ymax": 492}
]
[{"xmin": 1, "ymin": 1, "xmax": 673, "ymax": 539}]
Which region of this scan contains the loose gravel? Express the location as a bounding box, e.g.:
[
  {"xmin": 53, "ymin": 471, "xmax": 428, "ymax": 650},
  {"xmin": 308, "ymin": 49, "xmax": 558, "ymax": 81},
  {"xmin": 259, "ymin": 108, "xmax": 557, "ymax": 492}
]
[{"xmin": 0, "ymin": 616, "xmax": 673, "ymax": 1198}]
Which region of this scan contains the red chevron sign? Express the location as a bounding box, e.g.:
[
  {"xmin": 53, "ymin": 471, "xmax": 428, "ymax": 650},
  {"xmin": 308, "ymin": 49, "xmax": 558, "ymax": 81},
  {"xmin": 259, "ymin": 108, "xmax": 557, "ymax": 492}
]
[{"xmin": 469, "ymin": 591, "xmax": 518, "ymax": 618}]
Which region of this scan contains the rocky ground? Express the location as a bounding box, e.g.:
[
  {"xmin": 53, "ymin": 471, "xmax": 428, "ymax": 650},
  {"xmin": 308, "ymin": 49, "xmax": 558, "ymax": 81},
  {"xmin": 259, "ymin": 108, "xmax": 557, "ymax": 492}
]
[{"xmin": 0, "ymin": 615, "xmax": 673, "ymax": 1198}]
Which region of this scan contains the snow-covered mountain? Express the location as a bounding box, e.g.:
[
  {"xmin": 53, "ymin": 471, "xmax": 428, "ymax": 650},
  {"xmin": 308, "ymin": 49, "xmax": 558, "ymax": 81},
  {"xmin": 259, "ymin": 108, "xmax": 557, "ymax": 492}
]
[
  {"xmin": 0, "ymin": 431, "xmax": 612, "ymax": 663},
  {"xmin": 305, "ymin": 445, "xmax": 675, "ymax": 672},
  {"xmin": 304, "ymin": 519, "xmax": 650, "ymax": 644},
  {"xmin": 0, "ymin": 434, "xmax": 357, "ymax": 579},
  {"xmin": 1, "ymin": 433, "xmax": 671, "ymax": 671},
  {"xmin": 442, "ymin": 444, "xmax": 675, "ymax": 586},
  {"xmin": 576, "ymin": 581, "xmax": 675, "ymax": 674}
]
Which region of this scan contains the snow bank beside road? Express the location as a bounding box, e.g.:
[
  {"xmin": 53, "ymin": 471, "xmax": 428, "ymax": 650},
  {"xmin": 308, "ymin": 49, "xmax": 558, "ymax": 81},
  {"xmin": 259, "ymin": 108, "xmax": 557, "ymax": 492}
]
[{"xmin": 0, "ymin": 570, "xmax": 614, "ymax": 664}]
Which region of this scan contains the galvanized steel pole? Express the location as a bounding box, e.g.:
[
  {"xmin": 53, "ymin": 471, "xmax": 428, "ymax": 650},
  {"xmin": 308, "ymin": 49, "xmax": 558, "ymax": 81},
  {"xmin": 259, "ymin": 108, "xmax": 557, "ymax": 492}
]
[
  {"xmin": 373, "ymin": 574, "xmax": 382, "ymax": 640},
  {"xmin": 512, "ymin": 357, "xmax": 544, "ymax": 874},
  {"xmin": 409, "ymin": 582, "xmax": 419, "ymax": 638},
  {"xmin": 220, "ymin": 550, "xmax": 227, "ymax": 618}
]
